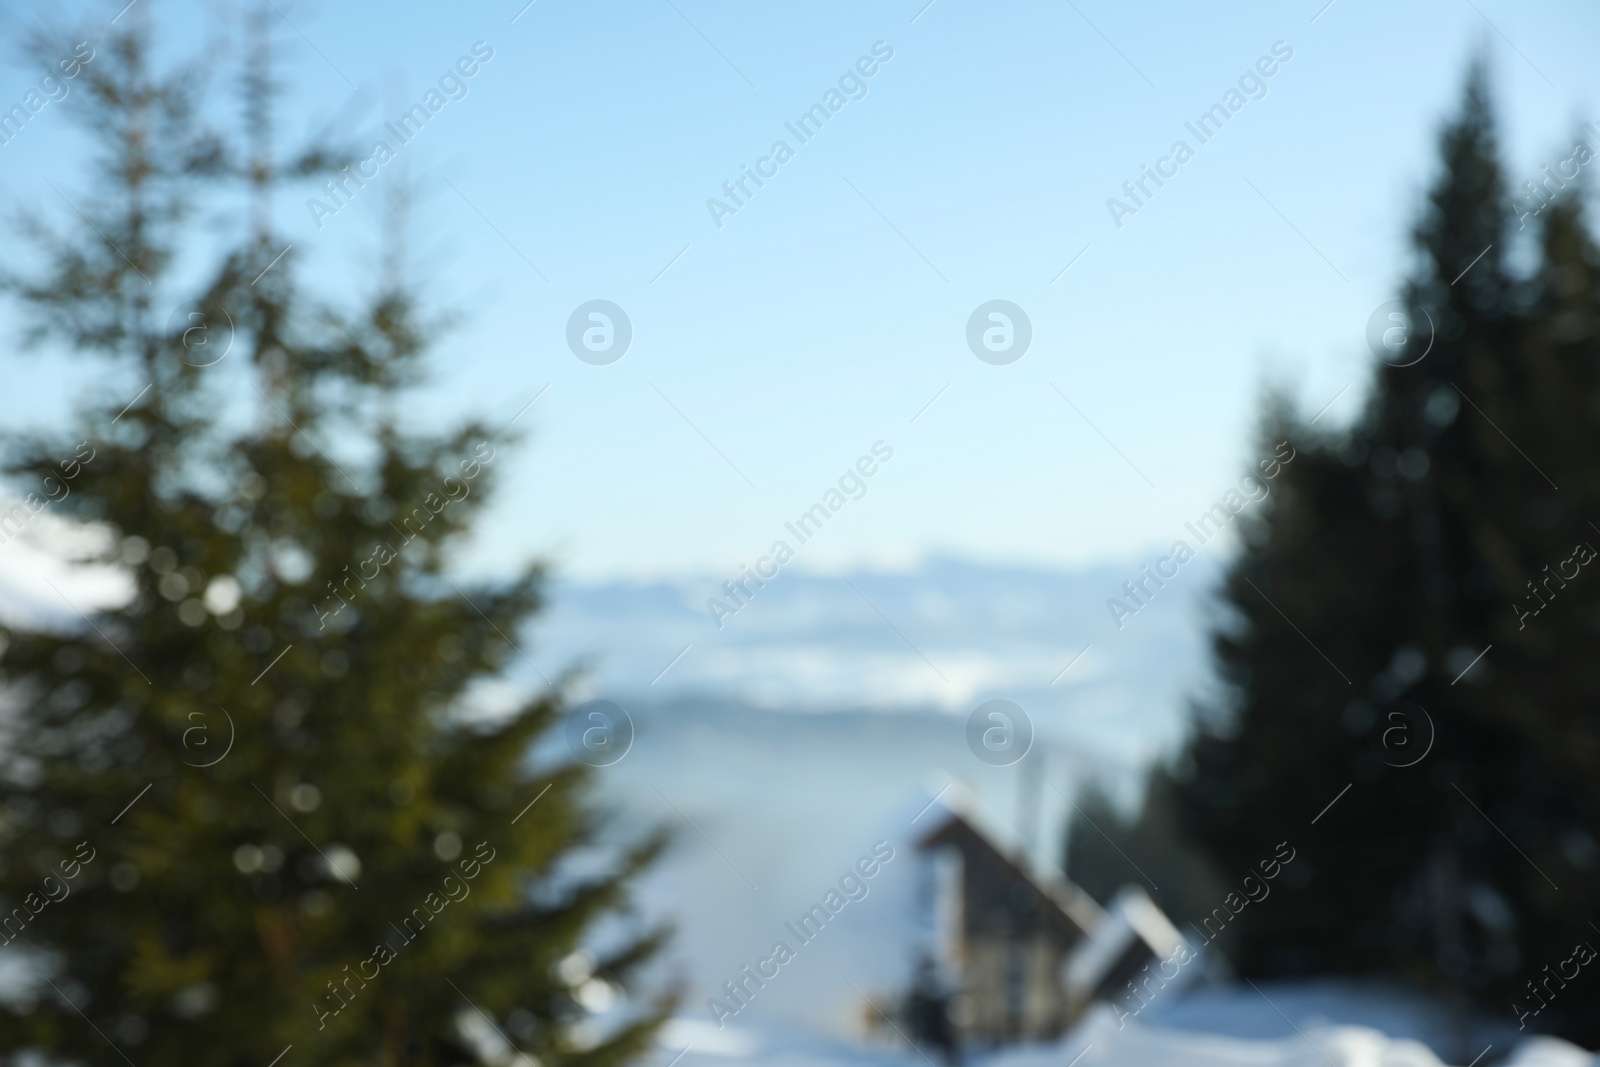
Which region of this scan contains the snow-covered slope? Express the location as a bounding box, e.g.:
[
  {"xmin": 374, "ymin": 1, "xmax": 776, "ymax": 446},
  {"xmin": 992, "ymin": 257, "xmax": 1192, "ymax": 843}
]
[
  {"xmin": 1008, "ymin": 1002, "xmax": 1586, "ymax": 1067},
  {"xmin": 653, "ymin": 996, "xmax": 1591, "ymax": 1067}
]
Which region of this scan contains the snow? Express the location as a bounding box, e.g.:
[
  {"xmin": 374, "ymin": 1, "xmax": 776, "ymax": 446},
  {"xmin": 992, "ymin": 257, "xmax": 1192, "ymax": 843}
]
[
  {"xmin": 1136, "ymin": 979, "xmax": 1514, "ymax": 1054},
  {"xmin": 1063, "ymin": 884, "xmax": 1194, "ymax": 1006},
  {"xmin": 655, "ymin": 985, "xmax": 1594, "ymax": 1067},
  {"xmin": 0, "ymin": 504, "xmax": 128, "ymax": 629}
]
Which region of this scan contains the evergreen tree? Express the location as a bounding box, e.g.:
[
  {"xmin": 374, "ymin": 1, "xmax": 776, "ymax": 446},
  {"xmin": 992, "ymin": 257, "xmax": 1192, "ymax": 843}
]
[
  {"xmin": 1061, "ymin": 779, "xmax": 1223, "ymax": 941},
  {"xmin": 1163, "ymin": 62, "xmax": 1600, "ymax": 1045},
  {"xmin": 0, "ymin": 9, "xmax": 672, "ymax": 1065}
]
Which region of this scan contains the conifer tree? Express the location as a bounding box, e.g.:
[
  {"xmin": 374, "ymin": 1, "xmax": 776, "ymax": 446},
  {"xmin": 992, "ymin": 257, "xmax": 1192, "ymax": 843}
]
[
  {"xmin": 0, "ymin": 9, "xmax": 672, "ymax": 1065},
  {"xmin": 1061, "ymin": 779, "xmax": 1223, "ymax": 938},
  {"xmin": 1162, "ymin": 62, "xmax": 1600, "ymax": 1044}
]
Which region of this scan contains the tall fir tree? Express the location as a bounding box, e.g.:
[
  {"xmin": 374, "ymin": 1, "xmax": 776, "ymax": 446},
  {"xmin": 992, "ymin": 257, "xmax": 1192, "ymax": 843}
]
[
  {"xmin": 1155, "ymin": 61, "xmax": 1600, "ymax": 1045},
  {"xmin": 0, "ymin": 8, "xmax": 672, "ymax": 1065}
]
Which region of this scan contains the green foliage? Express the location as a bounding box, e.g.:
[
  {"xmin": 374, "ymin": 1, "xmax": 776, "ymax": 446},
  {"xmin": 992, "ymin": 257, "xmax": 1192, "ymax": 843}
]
[
  {"xmin": 1163, "ymin": 59, "xmax": 1600, "ymax": 1044},
  {"xmin": 1062, "ymin": 779, "xmax": 1225, "ymax": 946},
  {"xmin": 0, "ymin": 10, "xmax": 673, "ymax": 1065}
]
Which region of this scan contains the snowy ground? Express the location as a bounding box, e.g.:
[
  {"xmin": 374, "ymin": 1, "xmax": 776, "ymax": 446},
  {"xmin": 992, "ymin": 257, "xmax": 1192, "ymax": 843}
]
[{"xmin": 653, "ymin": 983, "xmax": 1593, "ymax": 1067}]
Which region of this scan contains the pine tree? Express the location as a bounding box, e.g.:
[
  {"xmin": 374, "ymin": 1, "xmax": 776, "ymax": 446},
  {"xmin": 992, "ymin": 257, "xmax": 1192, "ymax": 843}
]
[
  {"xmin": 1163, "ymin": 61, "xmax": 1600, "ymax": 1045},
  {"xmin": 0, "ymin": 9, "xmax": 672, "ymax": 1065},
  {"xmin": 1061, "ymin": 779, "xmax": 1223, "ymax": 940}
]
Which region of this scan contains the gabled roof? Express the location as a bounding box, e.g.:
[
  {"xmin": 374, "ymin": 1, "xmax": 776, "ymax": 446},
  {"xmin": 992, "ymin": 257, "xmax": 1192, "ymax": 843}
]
[{"xmin": 912, "ymin": 781, "xmax": 1107, "ymax": 936}]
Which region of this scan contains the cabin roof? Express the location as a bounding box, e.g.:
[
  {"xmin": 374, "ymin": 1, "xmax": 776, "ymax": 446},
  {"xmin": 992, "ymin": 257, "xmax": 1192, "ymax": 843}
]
[{"xmin": 913, "ymin": 784, "xmax": 1107, "ymax": 936}]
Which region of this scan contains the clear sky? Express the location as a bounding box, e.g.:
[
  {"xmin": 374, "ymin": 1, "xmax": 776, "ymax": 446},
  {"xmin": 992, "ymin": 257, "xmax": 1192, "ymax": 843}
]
[{"xmin": 3, "ymin": 0, "xmax": 1599, "ymax": 582}]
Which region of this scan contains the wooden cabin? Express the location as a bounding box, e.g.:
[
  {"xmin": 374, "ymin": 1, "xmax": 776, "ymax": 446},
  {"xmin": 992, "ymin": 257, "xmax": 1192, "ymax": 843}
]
[
  {"xmin": 909, "ymin": 791, "xmax": 1191, "ymax": 1051},
  {"xmin": 912, "ymin": 798, "xmax": 1105, "ymax": 1046}
]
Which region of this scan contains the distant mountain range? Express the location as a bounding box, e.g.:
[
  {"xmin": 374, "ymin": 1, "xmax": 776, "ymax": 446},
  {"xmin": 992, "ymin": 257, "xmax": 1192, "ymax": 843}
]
[{"xmin": 526, "ymin": 555, "xmax": 1221, "ymax": 768}]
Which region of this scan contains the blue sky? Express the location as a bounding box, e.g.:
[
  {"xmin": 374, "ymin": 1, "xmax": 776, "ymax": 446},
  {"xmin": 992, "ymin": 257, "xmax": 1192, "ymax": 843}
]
[{"xmin": 3, "ymin": 0, "xmax": 1599, "ymax": 581}]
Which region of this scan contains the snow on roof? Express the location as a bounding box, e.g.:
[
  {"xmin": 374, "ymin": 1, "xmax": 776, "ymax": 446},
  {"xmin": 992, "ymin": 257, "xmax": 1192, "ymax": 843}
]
[
  {"xmin": 1062, "ymin": 885, "xmax": 1191, "ymax": 1001},
  {"xmin": 1116, "ymin": 884, "xmax": 1186, "ymax": 957}
]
